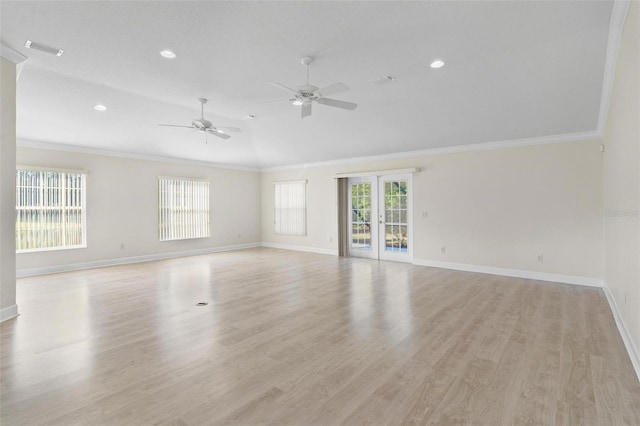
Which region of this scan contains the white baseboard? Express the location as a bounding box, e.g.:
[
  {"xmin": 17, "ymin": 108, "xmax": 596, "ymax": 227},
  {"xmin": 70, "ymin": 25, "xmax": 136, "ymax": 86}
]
[
  {"xmin": 603, "ymin": 284, "xmax": 640, "ymax": 382},
  {"xmin": 16, "ymin": 243, "xmax": 262, "ymax": 277},
  {"xmin": 261, "ymin": 242, "xmax": 338, "ymax": 256},
  {"xmin": 412, "ymin": 258, "xmax": 603, "ymax": 287},
  {"xmin": 0, "ymin": 304, "xmax": 19, "ymax": 322}
]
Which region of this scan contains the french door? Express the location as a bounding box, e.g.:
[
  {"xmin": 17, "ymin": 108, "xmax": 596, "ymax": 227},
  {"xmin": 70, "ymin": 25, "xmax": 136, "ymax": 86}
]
[{"xmin": 348, "ymin": 174, "xmax": 412, "ymax": 262}]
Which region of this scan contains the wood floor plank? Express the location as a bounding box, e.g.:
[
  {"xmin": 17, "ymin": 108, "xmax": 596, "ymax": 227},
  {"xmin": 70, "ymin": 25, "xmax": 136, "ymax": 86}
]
[{"xmin": 1, "ymin": 248, "xmax": 639, "ymax": 425}]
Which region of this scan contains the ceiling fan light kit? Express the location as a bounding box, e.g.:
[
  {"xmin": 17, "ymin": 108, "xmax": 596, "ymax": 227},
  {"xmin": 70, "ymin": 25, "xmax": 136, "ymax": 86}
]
[{"xmin": 267, "ymin": 56, "xmax": 358, "ymax": 119}]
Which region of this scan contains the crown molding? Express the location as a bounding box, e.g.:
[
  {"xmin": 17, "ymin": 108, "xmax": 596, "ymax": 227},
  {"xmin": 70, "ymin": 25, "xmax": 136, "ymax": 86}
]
[
  {"xmin": 1, "ymin": 42, "xmax": 28, "ymax": 80},
  {"xmin": 597, "ymin": 0, "xmax": 631, "ymax": 135},
  {"xmin": 20, "ymin": 129, "xmax": 600, "ymax": 175},
  {"xmin": 17, "ymin": 139, "xmax": 261, "ymax": 173},
  {"xmin": 260, "ymin": 130, "xmax": 601, "ymax": 172},
  {"xmin": 1, "ymin": 43, "xmax": 27, "ymax": 64}
]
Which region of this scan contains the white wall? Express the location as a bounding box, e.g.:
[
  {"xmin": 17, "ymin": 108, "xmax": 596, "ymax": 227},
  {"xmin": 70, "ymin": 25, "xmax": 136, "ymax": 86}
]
[
  {"xmin": 1, "ymin": 57, "xmax": 18, "ymax": 320},
  {"xmin": 16, "ymin": 147, "xmax": 261, "ymax": 274},
  {"xmin": 603, "ymin": 0, "xmax": 640, "ymax": 362},
  {"xmin": 262, "ymin": 139, "xmax": 604, "ymax": 281}
]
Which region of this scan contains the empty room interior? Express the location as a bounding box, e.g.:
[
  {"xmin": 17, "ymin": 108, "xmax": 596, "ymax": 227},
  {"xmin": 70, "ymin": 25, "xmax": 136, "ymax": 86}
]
[{"xmin": 1, "ymin": 1, "xmax": 639, "ymax": 425}]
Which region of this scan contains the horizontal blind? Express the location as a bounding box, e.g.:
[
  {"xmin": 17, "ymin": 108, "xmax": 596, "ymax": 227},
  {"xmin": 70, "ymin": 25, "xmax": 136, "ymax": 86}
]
[
  {"xmin": 159, "ymin": 176, "xmax": 210, "ymax": 241},
  {"xmin": 15, "ymin": 169, "xmax": 86, "ymax": 252},
  {"xmin": 274, "ymin": 181, "xmax": 306, "ymax": 236}
]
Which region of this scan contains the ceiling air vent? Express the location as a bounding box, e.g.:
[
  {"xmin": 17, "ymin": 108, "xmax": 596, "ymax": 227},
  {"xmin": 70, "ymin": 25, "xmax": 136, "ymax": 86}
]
[
  {"xmin": 24, "ymin": 40, "xmax": 64, "ymax": 56},
  {"xmin": 369, "ymin": 75, "xmax": 395, "ymax": 84}
]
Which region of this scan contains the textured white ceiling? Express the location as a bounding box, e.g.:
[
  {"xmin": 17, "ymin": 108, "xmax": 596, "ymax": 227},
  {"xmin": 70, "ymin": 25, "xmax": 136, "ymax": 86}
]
[{"xmin": 1, "ymin": 1, "xmax": 613, "ymax": 169}]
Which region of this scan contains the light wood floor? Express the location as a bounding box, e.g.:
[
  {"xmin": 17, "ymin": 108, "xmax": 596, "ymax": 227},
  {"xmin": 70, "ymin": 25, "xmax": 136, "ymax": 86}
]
[{"xmin": 1, "ymin": 248, "xmax": 639, "ymax": 425}]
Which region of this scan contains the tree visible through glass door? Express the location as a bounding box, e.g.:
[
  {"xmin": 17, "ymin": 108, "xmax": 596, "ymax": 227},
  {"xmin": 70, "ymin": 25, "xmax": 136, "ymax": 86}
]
[
  {"xmin": 351, "ymin": 182, "xmax": 372, "ymax": 249},
  {"xmin": 383, "ymin": 180, "xmax": 408, "ymax": 253}
]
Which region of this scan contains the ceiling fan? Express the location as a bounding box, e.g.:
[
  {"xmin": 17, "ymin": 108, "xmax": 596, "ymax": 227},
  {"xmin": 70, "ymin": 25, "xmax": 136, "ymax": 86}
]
[
  {"xmin": 158, "ymin": 98, "xmax": 240, "ymax": 139},
  {"xmin": 267, "ymin": 56, "xmax": 358, "ymax": 119}
]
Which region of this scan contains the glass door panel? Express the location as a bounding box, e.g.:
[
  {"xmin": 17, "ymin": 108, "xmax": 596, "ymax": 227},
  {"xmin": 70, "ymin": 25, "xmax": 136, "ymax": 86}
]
[
  {"xmin": 348, "ymin": 177, "xmax": 378, "ymax": 259},
  {"xmin": 379, "ymin": 176, "xmax": 411, "ymax": 262}
]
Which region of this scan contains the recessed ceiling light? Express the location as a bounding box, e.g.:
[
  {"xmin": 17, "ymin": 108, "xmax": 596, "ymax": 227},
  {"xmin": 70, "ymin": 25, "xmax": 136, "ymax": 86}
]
[
  {"xmin": 94, "ymin": 104, "xmax": 107, "ymax": 111},
  {"xmin": 430, "ymin": 59, "xmax": 445, "ymax": 69},
  {"xmin": 160, "ymin": 49, "xmax": 176, "ymax": 59}
]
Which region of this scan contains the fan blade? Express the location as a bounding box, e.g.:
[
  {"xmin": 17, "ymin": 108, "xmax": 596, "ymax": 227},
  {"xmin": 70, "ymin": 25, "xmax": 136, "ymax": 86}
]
[
  {"xmin": 316, "ymin": 82, "xmax": 349, "ymax": 97},
  {"xmin": 207, "ymin": 129, "xmax": 231, "ymax": 139},
  {"xmin": 317, "ymin": 98, "xmax": 358, "ymax": 110},
  {"xmin": 158, "ymin": 124, "xmax": 194, "ymax": 128},
  {"xmin": 258, "ymin": 98, "xmax": 293, "ymax": 104},
  {"xmin": 301, "ymin": 101, "xmax": 312, "ymax": 118},
  {"xmin": 215, "ymin": 126, "xmax": 241, "ymax": 132},
  {"xmin": 269, "ymin": 82, "xmax": 298, "ymax": 93}
]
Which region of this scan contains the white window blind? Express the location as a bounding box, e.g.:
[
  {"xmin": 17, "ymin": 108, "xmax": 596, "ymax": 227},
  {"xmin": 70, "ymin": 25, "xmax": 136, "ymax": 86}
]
[
  {"xmin": 274, "ymin": 181, "xmax": 306, "ymax": 236},
  {"xmin": 159, "ymin": 176, "xmax": 210, "ymax": 241},
  {"xmin": 16, "ymin": 168, "xmax": 87, "ymax": 252}
]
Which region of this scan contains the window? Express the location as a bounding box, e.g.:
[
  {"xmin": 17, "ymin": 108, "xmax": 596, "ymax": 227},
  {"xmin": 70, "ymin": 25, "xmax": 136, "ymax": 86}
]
[
  {"xmin": 159, "ymin": 176, "xmax": 210, "ymax": 241},
  {"xmin": 274, "ymin": 180, "xmax": 306, "ymax": 236},
  {"xmin": 16, "ymin": 168, "xmax": 86, "ymax": 252}
]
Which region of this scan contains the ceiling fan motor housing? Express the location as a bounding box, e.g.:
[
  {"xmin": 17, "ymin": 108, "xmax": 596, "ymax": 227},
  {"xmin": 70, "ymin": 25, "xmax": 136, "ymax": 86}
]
[
  {"xmin": 297, "ymin": 84, "xmax": 319, "ymax": 100},
  {"xmin": 192, "ymin": 118, "xmax": 212, "ymax": 129}
]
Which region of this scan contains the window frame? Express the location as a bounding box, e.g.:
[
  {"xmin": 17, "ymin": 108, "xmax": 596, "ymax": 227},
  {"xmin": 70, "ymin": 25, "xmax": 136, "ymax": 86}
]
[
  {"xmin": 274, "ymin": 180, "xmax": 307, "ymax": 236},
  {"xmin": 158, "ymin": 175, "xmax": 210, "ymax": 242},
  {"xmin": 15, "ymin": 166, "xmax": 88, "ymax": 253}
]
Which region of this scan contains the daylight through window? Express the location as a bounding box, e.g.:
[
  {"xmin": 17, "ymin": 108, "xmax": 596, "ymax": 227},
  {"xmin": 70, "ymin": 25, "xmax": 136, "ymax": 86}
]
[
  {"xmin": 16, "ymin": 168, "xmax": 87, "ymax": 252},
  {"xmin": 159, "ymin": 176, "xmax": 210, "ymax": 241},
  {"xmin": 274, "ymin": 181, "xmax": 306, "ymax": 236}
]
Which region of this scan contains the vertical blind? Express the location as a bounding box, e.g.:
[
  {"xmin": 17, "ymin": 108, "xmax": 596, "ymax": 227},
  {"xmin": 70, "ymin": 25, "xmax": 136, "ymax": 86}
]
[
  {"xmin": 16, "ymin": 168, "xmax": 86, "ymax": 252},
  {"xmin": 274, "ymin": 181, "xmax": 306, "ymax": 236},
  {"xmin": 158, "ymin": 176, "xmax": 210, "ymax": 241}
]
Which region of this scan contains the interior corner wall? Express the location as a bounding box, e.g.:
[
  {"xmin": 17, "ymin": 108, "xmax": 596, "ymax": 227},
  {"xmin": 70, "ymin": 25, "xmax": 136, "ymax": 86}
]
[
  {"xmin": 261, "ymin": 139, "xmax": 604, "ymax": 281},
  {"xmin": 15, "ymin": 147, "xmax": 262, "ymax": 273},
  {"xmin": 603, "ymin": 0, "xmax": 640, "ymax": 359},
  {"xmin": 0, "ymin": 57, "xmax": 17, "ymax": 319}
]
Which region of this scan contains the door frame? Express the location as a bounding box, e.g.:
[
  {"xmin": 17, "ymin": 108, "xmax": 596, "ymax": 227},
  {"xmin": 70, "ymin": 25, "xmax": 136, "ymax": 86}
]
[
  {"xmin": 347, "ymin": 173, "xmax": 413, "ymax": 262},
  {"xmin": 377, "ymin": 173, "xmax": 413, "ymax": 263}
]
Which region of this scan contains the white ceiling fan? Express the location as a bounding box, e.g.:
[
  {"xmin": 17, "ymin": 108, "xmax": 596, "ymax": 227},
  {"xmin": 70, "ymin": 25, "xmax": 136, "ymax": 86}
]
[
  {"xmin": 158, "ymin": 98, "xmax": 241, "ymax": 139},
  {"xmin": 267, "ymin": 56, "xmax": 358, "ymax": 119}
]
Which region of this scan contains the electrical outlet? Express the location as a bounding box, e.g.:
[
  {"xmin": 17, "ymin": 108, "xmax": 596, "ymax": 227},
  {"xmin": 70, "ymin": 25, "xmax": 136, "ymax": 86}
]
[
  {"xmin": 120, "ymin": 243, "xmax": 125, "ymax": 250},
  {"xmin": 537, "ymin": 254, "xmax": 543, "ymax": 262},
  {"xmin": 329, "ymin": 236, "xmax": 333, "ymax": 242},
  {"xmin": 422, "ymin": 211, "xmax": 428, "ymax": 218},
  {"xmin": 441, "ymin": 246, "xmax": 446, "ymax": 253}
]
